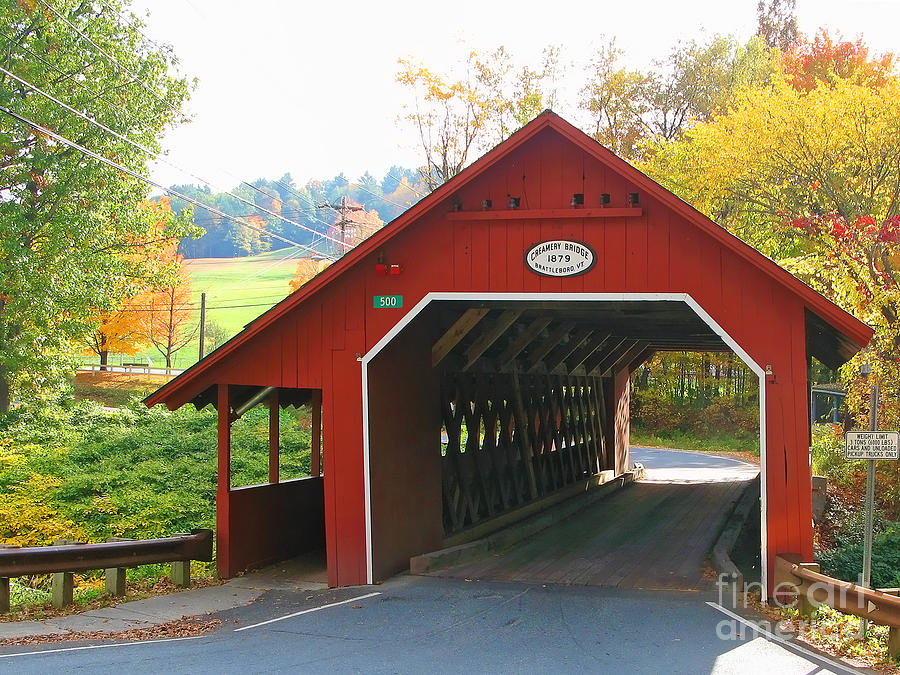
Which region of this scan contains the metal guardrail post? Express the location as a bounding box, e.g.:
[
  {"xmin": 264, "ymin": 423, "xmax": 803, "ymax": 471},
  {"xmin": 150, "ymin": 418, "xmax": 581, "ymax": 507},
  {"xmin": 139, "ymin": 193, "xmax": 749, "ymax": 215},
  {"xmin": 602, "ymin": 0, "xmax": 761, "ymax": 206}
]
[
  {"xmin": 170, "ymin": 533, "xmax": 191, "ymax": 588},
  {"xmin": 884, "ymin": 589, "xmax": 900, "ymax": 659},
  {"xmin": 0, "ymin": 544, "xmax": 18, "ymax": 612},
  {"xmin": 105, "ymin": 537, "xmax": 133, "ymax": 596}
]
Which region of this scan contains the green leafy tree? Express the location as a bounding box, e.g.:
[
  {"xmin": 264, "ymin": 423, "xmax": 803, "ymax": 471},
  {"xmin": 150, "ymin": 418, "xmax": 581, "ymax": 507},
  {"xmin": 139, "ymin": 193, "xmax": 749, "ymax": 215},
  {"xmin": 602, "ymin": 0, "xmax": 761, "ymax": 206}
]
[
  {"xmin": 0, "ymin": 0, "xmax": 195, "ymax": 412},
  {"xmin": 579, "ymin": 36, "xmax": 777, "ymax": 160}
]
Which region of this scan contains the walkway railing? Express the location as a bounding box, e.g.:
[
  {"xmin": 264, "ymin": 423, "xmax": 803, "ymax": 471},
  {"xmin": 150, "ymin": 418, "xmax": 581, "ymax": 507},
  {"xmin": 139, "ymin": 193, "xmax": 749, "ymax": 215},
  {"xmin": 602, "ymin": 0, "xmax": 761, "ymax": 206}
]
[
  {"xmin": 774, "ymin": 554, "xmax": 900, "ymax": 656},
  {"xmin": 0, "ymin": 529, "xmax": 213, "ymax": 612}
]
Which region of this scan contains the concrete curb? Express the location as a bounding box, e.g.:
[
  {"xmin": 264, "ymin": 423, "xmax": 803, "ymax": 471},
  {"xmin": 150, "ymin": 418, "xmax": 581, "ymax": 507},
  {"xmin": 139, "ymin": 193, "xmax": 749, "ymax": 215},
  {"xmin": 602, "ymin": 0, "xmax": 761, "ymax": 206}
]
[
  {"xmin": 410, "ymin": 471, "xmax": 637, "ymax": 574},
  {"xmin": 711, "ymin": 476, "xmax": 760, "ymax": 596}
]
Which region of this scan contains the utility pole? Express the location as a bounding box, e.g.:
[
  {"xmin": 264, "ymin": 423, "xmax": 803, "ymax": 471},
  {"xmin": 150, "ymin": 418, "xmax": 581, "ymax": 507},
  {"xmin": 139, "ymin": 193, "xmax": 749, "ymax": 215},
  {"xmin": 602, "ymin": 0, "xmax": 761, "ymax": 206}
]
[
  {"xmin": 198, "ymin": 292, "xmax": 206, "ymax": 360},
  {"xmin": 317, "ymin": 195, "xmax": 363, "ymax": 256}
]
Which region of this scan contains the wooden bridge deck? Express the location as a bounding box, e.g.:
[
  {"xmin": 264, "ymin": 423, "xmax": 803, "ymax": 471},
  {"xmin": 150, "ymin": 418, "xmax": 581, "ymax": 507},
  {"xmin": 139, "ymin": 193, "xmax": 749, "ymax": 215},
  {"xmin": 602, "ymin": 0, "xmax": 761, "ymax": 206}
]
[{"xmin": 426, "ymin": 450, "xmax": 759, "ymax": 591}]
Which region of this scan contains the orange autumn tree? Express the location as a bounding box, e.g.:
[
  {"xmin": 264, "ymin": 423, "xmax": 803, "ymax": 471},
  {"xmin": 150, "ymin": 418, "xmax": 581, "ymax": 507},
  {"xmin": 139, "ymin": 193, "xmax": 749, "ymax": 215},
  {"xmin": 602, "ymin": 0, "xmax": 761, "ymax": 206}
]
[
  {"xmin": 146, "ymin": 258, "xmax": 197, "ymax": 369},
  {"xmin": 84, "ymin": 293, "xmax": 154, "ymax": 370},
  {"xmin": 289, "ymin": 258, "xmax": 332, "ymax": 292},
  {"xmin": 83, "ymin": 197, "xmax": 185, "ymax": 369},
  {"xmin": 782, "ymin": 29, "xmax": 895, "ymax": 92}
]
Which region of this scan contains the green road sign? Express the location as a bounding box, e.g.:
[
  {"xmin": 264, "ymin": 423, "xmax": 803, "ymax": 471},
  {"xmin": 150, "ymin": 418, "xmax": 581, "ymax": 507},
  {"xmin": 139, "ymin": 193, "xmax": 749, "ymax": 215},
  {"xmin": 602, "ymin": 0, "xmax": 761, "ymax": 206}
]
[{"xmin": 373, "ymin": 295, "xmax": 403, "ymax": 309}]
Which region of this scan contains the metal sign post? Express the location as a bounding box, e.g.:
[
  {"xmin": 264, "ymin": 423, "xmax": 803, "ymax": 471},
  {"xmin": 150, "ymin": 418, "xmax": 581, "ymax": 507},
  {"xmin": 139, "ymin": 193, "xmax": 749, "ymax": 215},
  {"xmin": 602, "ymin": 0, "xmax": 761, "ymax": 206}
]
[
  {"xmin": 845, "ymin": 380, "xmax": 900, "ymax": 638},
  {"xmin": 862, "ymin": 384, "xmax": 878, "ymax": 638}
]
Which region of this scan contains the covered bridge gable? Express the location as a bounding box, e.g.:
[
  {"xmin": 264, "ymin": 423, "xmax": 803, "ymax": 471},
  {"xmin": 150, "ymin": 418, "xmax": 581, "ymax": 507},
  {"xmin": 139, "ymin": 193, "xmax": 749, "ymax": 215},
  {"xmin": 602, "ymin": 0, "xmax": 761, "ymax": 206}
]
[
  {"xmin": 147, "ymin": 112, "xmax": 871, "ymax": 408},
  {"xmin": 147, "ymin": 112, "xmax": 870, "ymax": 412}
]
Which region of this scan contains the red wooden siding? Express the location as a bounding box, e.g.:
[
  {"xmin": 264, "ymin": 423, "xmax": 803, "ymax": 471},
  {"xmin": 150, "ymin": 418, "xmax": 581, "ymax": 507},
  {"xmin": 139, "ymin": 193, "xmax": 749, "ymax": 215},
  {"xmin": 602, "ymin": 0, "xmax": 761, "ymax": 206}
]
[{"xmin": 148, "ymin": 114, "xmax": 870, "ymax": 592}]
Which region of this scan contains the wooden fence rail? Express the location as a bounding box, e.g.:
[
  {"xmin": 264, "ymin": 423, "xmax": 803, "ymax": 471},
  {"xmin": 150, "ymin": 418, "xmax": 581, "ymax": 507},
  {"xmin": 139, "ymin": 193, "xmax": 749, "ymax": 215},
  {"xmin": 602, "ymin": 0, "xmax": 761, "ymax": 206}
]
[
  {"xmin": 0, "ymin": 529, "xmax": 213, "ymax": 612},
  {"xmin": 76, "ymin": 365, "xmax": 184, "ymax": 377}
]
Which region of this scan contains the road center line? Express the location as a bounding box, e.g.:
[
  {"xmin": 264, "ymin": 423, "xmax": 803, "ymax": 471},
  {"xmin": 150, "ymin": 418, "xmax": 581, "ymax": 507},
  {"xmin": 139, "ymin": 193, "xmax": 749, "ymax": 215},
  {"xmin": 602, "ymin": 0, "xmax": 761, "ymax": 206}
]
[
  {"xmin": 704, "ymin": 602, "xmax": 860, "ymax": 674},
  {"xmin": 0, "ymin": 635, "xmax": 203, "ymax": 659},
  {"xmin": 234, "ymin": 592, "xmax": 382, "ymax": 632}
]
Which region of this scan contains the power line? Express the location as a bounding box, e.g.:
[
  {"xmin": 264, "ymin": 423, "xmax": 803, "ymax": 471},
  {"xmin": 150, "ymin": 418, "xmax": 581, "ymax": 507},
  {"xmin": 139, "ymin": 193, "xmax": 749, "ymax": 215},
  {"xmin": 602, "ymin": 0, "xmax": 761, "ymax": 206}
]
[
  {"xmin": 0, "ymin": 66, "xmax": 351, "ymax": 252},
  {"xmin": 386, "ymin": 171, "xmax": 429, "ymax": 198},
  {"xmin": 2, "ymin": 25, "xmax": 403, "ymax": 252},
  {"xmin": 346, "ymin": 180, "xmax": 411, "ymax": 212},
  {"xmin": 95, "ymin": 0, "xmax": 168, "ymax": 56},
  {"xmin": 0, "ymin": 33, "xmax": 133, "ymax": 125},
  {"xmin": 202, "ymin": 248, "xmax": 308, "ymax": 301},
  {"xmin": 90, "ymin": 0, "xmax": 298, "ymax": 225},
  {"xmin": 2, "ymin": 32, "xmax": 399, "ymax": 244},
  {"xmin": 0, "ymin": 105, "xmax": 335, "ymax": 259},
  {"xmin": 15, "ymin": 9, "xmax": 346, "ymax": 245},
  {"xmin": 0, "ymin": 33, "xmax": 337, "ymax": 246}
]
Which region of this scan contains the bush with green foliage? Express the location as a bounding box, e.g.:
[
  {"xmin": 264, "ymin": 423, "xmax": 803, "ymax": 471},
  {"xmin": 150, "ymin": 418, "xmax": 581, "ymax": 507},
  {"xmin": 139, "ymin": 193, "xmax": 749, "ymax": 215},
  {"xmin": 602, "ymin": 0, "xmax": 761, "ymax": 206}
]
[
  {"xmin": 631, "ymin": 389, "xmax": 759, "ymax": 452},
  {"xmin": 818, "ymin": 522, "xmax": 900, "ymax": 588},
  {"xmin": 810, "ymin": 423, "xmax": 858, "ymax": 487},
  {"xmin": 0, "ymin": 399, "xmax": 311, "ymax": 545}
]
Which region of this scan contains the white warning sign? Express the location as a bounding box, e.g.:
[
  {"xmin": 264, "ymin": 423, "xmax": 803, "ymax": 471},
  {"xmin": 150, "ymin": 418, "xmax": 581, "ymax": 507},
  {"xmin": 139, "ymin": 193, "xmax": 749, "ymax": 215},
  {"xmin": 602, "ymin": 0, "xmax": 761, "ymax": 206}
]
[{"xmin": 845, "ymin": 431, "xmax": 900, "ymax": 460}]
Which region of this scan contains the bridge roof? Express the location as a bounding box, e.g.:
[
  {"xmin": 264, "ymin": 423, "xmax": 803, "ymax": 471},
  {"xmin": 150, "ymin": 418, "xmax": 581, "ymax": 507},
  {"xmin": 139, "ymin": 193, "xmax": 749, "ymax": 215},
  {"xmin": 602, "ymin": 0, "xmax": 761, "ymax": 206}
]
[{"xmin": 146, "ymin": 111, "xmax": 872, "ymax": 409}]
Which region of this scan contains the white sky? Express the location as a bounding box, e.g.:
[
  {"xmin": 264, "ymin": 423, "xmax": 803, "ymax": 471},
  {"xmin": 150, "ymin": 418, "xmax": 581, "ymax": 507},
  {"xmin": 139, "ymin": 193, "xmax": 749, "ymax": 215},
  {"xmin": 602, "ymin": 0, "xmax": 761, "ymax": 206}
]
[{"xmin": 131, "ymin": 0, "xmax": 900, "ymax": 191}]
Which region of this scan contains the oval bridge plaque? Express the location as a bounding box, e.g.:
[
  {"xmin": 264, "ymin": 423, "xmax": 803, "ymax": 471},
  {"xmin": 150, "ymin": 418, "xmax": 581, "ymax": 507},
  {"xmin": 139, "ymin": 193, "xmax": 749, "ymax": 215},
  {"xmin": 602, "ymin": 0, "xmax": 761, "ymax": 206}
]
[{"xmin": 525, "ymin": 240, "xmax": 596, "ymax": 277}]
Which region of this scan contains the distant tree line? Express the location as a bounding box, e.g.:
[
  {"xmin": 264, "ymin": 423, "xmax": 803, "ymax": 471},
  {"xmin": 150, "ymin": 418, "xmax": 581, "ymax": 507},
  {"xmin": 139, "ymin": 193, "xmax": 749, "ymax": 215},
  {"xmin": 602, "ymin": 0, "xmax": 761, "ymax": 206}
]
[{"xmin": 170, "ymin": 167, "xmax": 426, "ymax": 259}]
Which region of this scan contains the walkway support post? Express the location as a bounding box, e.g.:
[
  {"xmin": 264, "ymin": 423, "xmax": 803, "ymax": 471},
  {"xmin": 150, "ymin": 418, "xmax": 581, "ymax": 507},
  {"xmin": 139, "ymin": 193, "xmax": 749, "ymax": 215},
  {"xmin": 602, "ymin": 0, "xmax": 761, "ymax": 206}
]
[
  {"xmin": 269, "ymin": 389, "xmax": 280, "ymax": 484},
  {"xmin": 311, "ymin": 390, "xmax": 322, "ymax": 477},
  {"xmin": 217, "ymin": 384, "xmax": 231, "ymax": 578}
]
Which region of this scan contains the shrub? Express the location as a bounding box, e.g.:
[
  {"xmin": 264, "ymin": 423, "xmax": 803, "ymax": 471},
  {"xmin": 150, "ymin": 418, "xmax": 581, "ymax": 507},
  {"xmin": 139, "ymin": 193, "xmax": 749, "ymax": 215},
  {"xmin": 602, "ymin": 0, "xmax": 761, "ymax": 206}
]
[
  {"xmin": 818, "ymin": 522, "xmax": 900, "ymax": 588},
  {"xmin": 692, "ymin": 398, "xmax": 758, "ymax": 436},
  {"xmin": 811, "ymin": 423, "xmax": 858, "ymax": 487},
  {"xmin": 0, "ymin": 399, "xmax": 311, "ymax": 545},
  {"xmin": 632, "ymin": 390, "xmax": 758, "ymax": 439}
]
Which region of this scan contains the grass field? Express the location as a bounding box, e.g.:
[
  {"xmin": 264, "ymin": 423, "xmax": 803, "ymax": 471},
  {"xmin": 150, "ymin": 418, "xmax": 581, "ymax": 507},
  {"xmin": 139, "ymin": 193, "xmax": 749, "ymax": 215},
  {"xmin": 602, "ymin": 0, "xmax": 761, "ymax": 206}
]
[{"xmin": 83, "ymin": 249, "xmax": 305, "ymax": 371}]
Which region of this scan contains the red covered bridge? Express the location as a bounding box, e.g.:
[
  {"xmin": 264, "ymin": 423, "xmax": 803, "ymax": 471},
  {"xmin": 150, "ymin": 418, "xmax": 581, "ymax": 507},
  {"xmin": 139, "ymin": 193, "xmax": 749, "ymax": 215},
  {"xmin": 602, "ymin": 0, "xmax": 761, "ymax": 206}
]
[{"xmin": 146, "ymin": 111, "xmax": 872, "ymax": 595}]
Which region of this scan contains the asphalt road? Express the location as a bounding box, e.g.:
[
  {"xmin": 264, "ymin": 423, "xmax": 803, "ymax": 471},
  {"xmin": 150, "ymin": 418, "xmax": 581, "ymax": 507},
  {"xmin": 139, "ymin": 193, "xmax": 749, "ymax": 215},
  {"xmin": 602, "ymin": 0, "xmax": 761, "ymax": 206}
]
[
  {"xmin": 0, "ymin": 575, "xmax": 856, "ymax": 674},
  {"xmin": 0, "ymin": 449, "xmax": 852, "ymax": 673}
]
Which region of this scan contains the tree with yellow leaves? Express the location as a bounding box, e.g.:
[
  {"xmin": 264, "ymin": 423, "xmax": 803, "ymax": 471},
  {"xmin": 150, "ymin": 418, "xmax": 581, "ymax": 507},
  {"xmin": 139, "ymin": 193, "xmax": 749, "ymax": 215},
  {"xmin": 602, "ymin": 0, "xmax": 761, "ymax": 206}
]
[
  {"xmin": 640, "ymin": 36, "xmax": 900, "ymax": 426},
  {"xmin": 396, "ymin": 47, "xmax": 558, "ymax": 189}
]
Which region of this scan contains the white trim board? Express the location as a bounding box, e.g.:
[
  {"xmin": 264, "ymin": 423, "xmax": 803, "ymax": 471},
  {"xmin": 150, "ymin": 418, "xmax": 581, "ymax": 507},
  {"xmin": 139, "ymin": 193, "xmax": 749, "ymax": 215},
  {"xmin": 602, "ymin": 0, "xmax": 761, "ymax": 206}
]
[{"xmin": 360, "ymin": 292, "xmax": 768, "ymax": 596}]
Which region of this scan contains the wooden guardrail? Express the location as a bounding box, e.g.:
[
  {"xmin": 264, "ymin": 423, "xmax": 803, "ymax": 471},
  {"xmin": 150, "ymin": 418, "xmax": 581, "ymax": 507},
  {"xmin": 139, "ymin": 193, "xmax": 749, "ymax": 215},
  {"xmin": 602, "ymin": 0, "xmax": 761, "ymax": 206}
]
[
  {"xmin": 0, "ymin": 529, "xmax": 213, "ymax": 612},
  {"xmin": 774, "ymin": 554, "xmax": 900, "ymax": 656}
]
